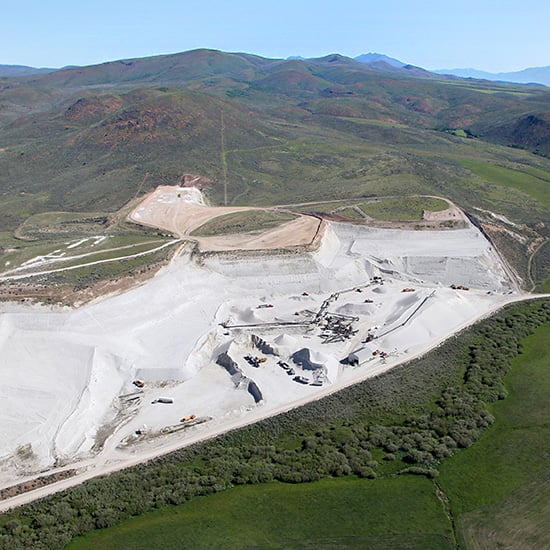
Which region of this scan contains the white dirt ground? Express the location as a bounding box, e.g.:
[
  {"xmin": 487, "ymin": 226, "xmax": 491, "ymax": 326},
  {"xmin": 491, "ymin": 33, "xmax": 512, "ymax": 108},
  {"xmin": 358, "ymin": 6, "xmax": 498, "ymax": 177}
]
[
  {"xmin": 129, "ymin": 185, "xmax": 321, "ymax": 250},
  {"xmin": 0, "ymin": 186, "xmax": 527, "ymax": 510}
]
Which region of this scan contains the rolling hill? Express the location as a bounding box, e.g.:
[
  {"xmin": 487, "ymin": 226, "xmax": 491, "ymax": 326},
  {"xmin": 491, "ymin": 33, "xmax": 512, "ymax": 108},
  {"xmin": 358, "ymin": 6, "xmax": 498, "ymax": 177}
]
[
  {"xmin": 0, "ymin": 64, "xmax": 57, "ymax": 77},
  {"xmin": 0, "ymin": 48, "xmax": 548, "ymax": 287}
]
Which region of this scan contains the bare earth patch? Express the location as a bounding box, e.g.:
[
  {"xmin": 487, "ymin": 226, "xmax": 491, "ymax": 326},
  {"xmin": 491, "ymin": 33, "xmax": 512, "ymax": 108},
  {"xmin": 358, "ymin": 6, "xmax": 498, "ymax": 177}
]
[
  {"xmin": 422, "ymin": 203, "xmax": 466, "ymax": 223},
  {"xmin": 129, "ymin": 185, "xmax": 322, "ymax": 251}
]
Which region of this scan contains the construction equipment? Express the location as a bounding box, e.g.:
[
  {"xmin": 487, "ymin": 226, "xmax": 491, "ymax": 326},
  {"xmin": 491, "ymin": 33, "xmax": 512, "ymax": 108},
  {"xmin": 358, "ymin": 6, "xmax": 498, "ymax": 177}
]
[
  {"xmin": 152, "ymin": 397, "xmax": 173, "ymax": 404},
  {"xmin": 180, "ymin": 414, "xmax": 197, "ymax": 423},
  {"xmin": 244, "ymin": 354, "xmax": 264, "ymax": 368}
]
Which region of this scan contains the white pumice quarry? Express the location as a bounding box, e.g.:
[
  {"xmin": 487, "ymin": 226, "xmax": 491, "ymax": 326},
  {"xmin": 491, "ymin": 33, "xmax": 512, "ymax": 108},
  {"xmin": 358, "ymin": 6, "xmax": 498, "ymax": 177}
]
[{"xmin": 0, "ymin": 186, "xmax": 523, "ymax": 507}]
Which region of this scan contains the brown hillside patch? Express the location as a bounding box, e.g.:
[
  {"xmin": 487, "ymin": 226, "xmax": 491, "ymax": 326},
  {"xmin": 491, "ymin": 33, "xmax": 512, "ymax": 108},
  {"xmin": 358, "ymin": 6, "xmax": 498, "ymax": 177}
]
[{"xmin": 64, "ymin": 96, "xmax": 123, "ymax": 124}]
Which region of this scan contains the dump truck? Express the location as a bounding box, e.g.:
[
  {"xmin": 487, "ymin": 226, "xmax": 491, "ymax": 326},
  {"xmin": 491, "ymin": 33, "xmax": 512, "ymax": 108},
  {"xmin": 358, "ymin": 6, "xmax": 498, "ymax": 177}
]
[
  {"xmin": 153, "ymin": 397, "xmax": 174, "ymax": 404},
  {"xmin": 451, "ymin": 284, "xmax": 470, "ymax": 291}
]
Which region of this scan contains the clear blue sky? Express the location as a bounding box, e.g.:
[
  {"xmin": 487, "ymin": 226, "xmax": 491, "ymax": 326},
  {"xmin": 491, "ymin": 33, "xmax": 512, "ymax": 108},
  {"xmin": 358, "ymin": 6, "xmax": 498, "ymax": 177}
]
[{"xmin": 3, "ymin": 0, "xmax": 549, "ymax": 72}]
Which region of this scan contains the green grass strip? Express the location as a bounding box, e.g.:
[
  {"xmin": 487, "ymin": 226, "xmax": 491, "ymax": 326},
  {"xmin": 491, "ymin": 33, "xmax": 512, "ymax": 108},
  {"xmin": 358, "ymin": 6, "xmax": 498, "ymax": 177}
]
[
  {"xmin": 438, "ymin": 321, "xmax": 550, "ymax": 548},
  {"xmin": 359, "ymin": 196, "xmax": 449, "ymax": 221},
  {"xmin": 461, "ymin": 160, "xmax": 550, "ymax": 208},
  {"xmin": 68, "ymin": 477, "xmax": 453, "ymax": 550}
]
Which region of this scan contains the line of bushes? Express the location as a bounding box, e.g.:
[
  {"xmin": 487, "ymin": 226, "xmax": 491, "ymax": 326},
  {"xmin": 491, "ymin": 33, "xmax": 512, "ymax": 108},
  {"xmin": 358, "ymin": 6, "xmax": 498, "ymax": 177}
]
[{"xmin": 1, "ymin": 299, "xmax": 548, "ymax": 549}]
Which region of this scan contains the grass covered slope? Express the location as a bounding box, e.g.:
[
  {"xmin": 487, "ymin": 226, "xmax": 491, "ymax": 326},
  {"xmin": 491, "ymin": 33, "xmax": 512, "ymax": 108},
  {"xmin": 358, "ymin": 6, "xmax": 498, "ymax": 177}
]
[
  {"xmin": 1, "ymin": 51, "xmax": 549, "ymax": 290},
  {"xmin": 1, "ymin": 50, "xmax": 549, "ymax": 232},
  {"xmin": 439, "ymin": 321, "xmax": 550, "ymax": 549},
  {"xmin": 68, "ymin": 477, "xmax": 453, "ymax": 550},
  {"xmin": 359, "ymin": 196, "xmax": 449, "ymax": 221},
  {"xmin": 460, "ymin": 160, "xmax": 550, "ymax": 208}
]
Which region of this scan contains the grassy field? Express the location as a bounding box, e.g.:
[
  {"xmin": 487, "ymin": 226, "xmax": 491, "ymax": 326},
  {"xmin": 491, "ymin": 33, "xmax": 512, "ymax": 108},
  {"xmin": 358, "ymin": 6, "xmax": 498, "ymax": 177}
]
[
  {"xmin": 1, "ymin": 234, "xmax": 171, "ymax": 275},
  {"xmin": 540, "ymin": 279, "xmax": 550, "ymax": 293},
  {"xmin": 334, "ymin": 206, "xmax": 366, "ymax": 221},
  {"xmin": 15, "ymin": 211, "xmax": 109, "ymax": 240},
  {"xmin": 532, "ymin": 241, "xmax": 550, "ymax": 293},
  {"xmin": 0, "ymin": 200, "xmax": 177, "ymax": 301},
  {"xmin": 0, "ymin": 230, "xmax": 177, "ymax": 303},
  {"xmin": 290, "ymin": 200, "xmax": 356, "ymax": 213},
  {"xmin": 285, "ymin": 196, "xmax": 449, "ymax": 222},
  {"xmin": 457, "ymin": 473, "xmax": 550, "ymax": 550},
  {"xmin": 68, "ymin": 477, "xmax": 453, "ymax": 550},
  {"xmin": 460, "ymin": 160, "xmax": 550, "ymax": 209},
  {"xmin": 191, "ymin": 209, "xmax": 297, "ymax": 236},
  {"xmin": 44, "ymin": 242, "xmax": 178, "ymax": 288},
  {"xmin": 438, "ymin": 321, "xmax": 550, "ymax": 548},
  {"xmin": 359, "ymin": 196, "xmax": 449, "ymax": 221}
]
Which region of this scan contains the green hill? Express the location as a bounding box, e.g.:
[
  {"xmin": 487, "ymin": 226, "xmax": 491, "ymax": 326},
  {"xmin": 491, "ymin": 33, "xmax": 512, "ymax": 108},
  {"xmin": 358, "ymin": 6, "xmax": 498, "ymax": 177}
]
[{"xmin": 0, "ymin": 48, "xmax": 549, "ymax": 286}]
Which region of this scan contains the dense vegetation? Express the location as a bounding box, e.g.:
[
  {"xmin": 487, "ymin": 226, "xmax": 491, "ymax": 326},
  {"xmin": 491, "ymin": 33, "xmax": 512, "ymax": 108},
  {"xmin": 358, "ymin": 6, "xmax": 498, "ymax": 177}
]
[
  {"xmin": 441, "ymin": 322, "xmax": 550, "ymax": 548},
  {"xmin": 0, "ymin": 299, "xmax": 547, "ymax": 549}
]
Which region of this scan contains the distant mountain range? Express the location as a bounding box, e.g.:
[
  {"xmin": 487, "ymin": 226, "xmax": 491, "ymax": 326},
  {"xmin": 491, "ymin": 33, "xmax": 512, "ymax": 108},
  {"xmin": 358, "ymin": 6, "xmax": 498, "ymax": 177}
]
[
  {"xmin": 354, "ymin": 53, "xmax": 405, "ymax": 68},
  {"xmin": 0, "ymin": 64, "xmax": 57, "ymax": 77},
  {"xmin": 354, "ymin": 54, "xmax": 549, "ymax": 87},
  {"xmin": 434, "ymin": 66, "xmax": 550, "ymax": 87},
  {"xmin": 3, "ymin": 53, "xmax": 548, "ymax": 87}
]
